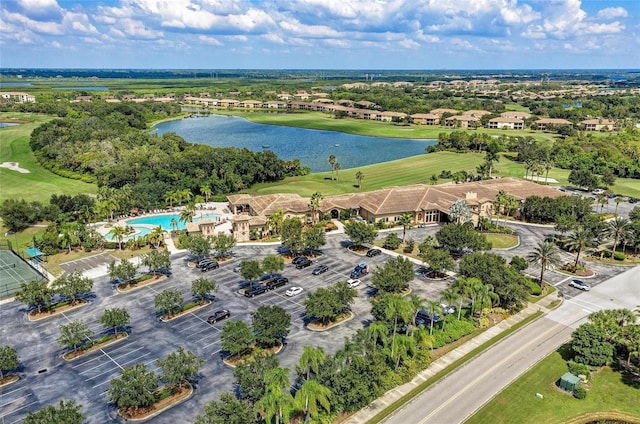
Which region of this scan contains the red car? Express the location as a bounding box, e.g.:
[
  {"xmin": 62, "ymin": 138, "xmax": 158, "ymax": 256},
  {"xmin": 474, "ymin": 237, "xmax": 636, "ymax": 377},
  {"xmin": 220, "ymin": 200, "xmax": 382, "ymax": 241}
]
[{"xmin": 207, "ymin": 310, "xmax": 230, "ymax": 324}]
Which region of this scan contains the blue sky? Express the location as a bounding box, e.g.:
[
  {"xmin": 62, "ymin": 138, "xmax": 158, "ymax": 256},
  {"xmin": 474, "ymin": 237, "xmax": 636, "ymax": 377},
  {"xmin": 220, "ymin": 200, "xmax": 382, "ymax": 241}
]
[{"xmin": 0, "ymin": 0, "xmax": 638, "ymax": 69}]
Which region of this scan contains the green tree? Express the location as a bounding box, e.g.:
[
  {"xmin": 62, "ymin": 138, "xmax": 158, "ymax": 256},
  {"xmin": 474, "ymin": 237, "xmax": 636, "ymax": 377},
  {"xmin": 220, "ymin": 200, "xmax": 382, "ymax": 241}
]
[
  {"xmin": 527, "ymin": 240, "xmax": 562, "ymax": 287},
  {"xmin": 141, "ymin": 249, "xmax": 170, "ymax": 275},
  {"xmin": 419, "ymin": 247, "xmax": 454, "ymax": 278},
  {"xmin": 436, "ymin": 223, "xmax": 490, "ymax": 253},
  {"xmin": 240, "ymin": 260, "xmax": 263, "ymax": 282},
  {"xmin": 154, "ymin": 289, "xmax": 183, "ymax": 317},
  {"xmin": 262, "ymin": 255, "xmax": 285, "ymax": 276},
  {"xmin": 0, "ymin": 345, "xmax": 19, "ymax": 380},
  {"xmin": 294, "ymin": 379, "xmax": 331, "ymax": 424},
  {"xmin": 424, "ymin": 300, "xmax": 443, "ymax": 335},
  {"xmin": 233, "ymin": 353, "xmax": 279, "ymax": 402},
  {"xmin": 108, "ymin": 258, "xmax": 137, "ymax": 283},
  {"xmin": 344, "ymin": 220, "xmax": 377, "ymax": 247},
  {"xmin": 307, "ymin": 192, "xmax": 323, "ymax": 225},
  {"xmin": 100, "ymin": 307, "xmax": 130, "ymax": 337},
  {"xmin": 371, "ymin": 256, "xmax": 414, "ymax": 294},
  {"xmin": 15, "ymin": 279, "xmax": 53, "ymax": 314},
  {"xmin": 156, "ymin": 347, "xmax": 204, "ymax": 389},
  {"xmin": 608, "ymin": 217, "xmax": 631, "ymax": 253},
  {"xmin": 383, "ymin": 233, "xmax": 402, "ymax": 250},
  {"xmin": 304, "ymin": 286, "xmax": 344, "ymax": 326},
  {"xmin": 439, "ymin": 287, "xmax": 461, "ymax": 322},
  {"xmin": 334, "ymin": 162, "xmax": 341, "ymax": 181},
  {"xmin": 328, "ymin": 154, "xmax": 336, "ymax": 180},
  {"xmin": 571, "ymin": 323, "xmax": 615, "ymax": 367},
  {"xmin": 355, "ymin": 171, "xmax": 364, "ymax": 188},
  {"xmin": 221, "ymin": 320, "xmax": 255, "ymax": 358},
  {"xmin": 200, "ymin": 184, "xmax": 212, "ymax": 203},
  {"xmin": 256, "ymin": 367, "xmax": 295, "ymax": 424},
  {"xmin": 195, "ymin": 393, "xmax": 258, "ymax": 424},
  {"xmin": 252, "ymin": 305, "xmax": 291, "ymax": 348},
  {"xmin": 564, "ymin": 226, "xmax": 595, "ymax": 269},
  {"xmin": 299, "ymin": 346, "xmax": 326, "ymax": 381},
  {"xmin": 302, "ymin": 226, "xmax": 327, "ymax": 252},
  {"xmin": 384, "ymin": 296, "xmax": 415, "ymax": 359},
  {"xmin": 267, "ymin": 208, "xmax": 284, "ymax": 236},
  {"xmin": 107, "ymin": 363, "xmax": 159, "ymax": 411},
  {"xmin": 179, "ymin": 204, "xmax": 196, "ymax": 225},
  {"xmin": 147, "ymin": 226, "xmax": 165, "ymax": 249},
  {"xmin": 57, "ymin": 320, "xmax": 93, "ymax": 352},
  {"xmin": 568, "ymin": 169, "xmax": 600, "ymax": 191},
  {"xmin": 183, "ymin": 234, "xmax": 211, "ymax": 256},
  {"xmin": 108, "ymin": 225, "xmax": 129, "ymax": 250},
  {"xmin": 53, "ymin": 271, "xmax": 93, "ymax": 305},
  {"xmin": 192, "ymin": 277, "xmax": 219, "ymax": 304},
  {"xmin": 210, "ymin": 232, "xmax": 236, "ymax": 257},
  {"xmin": 280, "ymin": 217, "xmax": 304, "ymax": 254},
  {"xmin": 24, "ymin": 400, "xmax": 85, "ymax": 424},
  {"xmin": 398, "ymin": 213, "xmax": 413, "ymax": 244}
]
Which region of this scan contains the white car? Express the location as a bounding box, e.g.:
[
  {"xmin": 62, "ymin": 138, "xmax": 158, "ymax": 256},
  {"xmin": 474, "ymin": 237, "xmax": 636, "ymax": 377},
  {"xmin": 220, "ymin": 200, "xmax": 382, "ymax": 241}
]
[
  {"xmin": 286, "ymin": 286, "xmax": 303, "ymax": 297},
  {"xmin": 347, "ymin": 278, "xmax": 361, "ymax": 288}
]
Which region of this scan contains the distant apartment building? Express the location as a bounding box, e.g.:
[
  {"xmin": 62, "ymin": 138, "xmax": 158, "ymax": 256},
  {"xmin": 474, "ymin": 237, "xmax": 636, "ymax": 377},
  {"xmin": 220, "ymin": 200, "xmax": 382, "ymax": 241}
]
[
  {"xmin": 580, "ymin": 119, "xmax": 615, "ymax": 131},
  {"xmin": 487, "ymin": 117, "xmax": 525, "ymax": 130},
  {"xmin": 411, "ymin": 113, "xmax": 440, "ymax": 125},
  {"xmin": 500, "ymin": 111, "xmax": 532, "ymax": 120},
  {"xmin": 444, "ymin": 115, "xmax": 480, "ymax": 128},
  {"xmin": 534, "ymin": 118, "xmax": 572, "ymax": 130},
  {"xmin": 0, "ymin": 92, "xmax": 36, "ymax": 103}
]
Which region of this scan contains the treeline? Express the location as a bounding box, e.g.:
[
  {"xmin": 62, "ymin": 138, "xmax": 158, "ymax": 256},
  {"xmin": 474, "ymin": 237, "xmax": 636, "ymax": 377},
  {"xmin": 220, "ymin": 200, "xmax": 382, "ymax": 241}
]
[{"xmin": 27, "ymin": 102, "xmax": 308, "ymax": 209}]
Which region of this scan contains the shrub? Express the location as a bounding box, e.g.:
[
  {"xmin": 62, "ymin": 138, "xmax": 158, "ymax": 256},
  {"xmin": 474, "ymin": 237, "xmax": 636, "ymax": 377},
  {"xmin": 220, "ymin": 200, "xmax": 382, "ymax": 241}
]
[
  {"xmin": 383, "ymin": 233, "xmax": 402, "ymax": 250},
  {"xmin": 613, "ymin": 252, "xmax": 625, "ymax": 261},
  {"xmin": 403, "ymin": 239, "xmax": 415, "ymax": 253},
  {"xmin": 601, "ymin": 250, "xmax": 613, "ymax": 258},
  {"xmin": 526, "ymin": 279, "xmax": 542, "ymax": 296},
  {"xmin": 431, "ymin": 319, "xmax": 476, "ymax": 349},
  {"xmin": 573, "ymin": 386, "xmax": 587, "ymax": 399},
  {"xmin": 567, "ymin": 361, "xmax": 591, "ymax": 380},
  {"xmin": 510, "ymin": 256, "xmax": 528, "ymax": 272}
]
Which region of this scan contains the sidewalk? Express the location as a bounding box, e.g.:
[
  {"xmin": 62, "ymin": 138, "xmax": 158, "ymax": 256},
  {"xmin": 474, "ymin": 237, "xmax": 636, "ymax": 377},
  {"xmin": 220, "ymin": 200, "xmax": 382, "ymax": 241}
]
[{"xmin": 343, "ymin": 290, "xmax": 562, "ymax": 424}]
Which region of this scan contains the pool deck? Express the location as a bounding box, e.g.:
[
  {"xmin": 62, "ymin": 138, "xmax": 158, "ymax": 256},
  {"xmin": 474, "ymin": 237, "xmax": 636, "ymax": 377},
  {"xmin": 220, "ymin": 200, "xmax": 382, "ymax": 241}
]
[{"xmin": 95, "ymin": 202, "xmax": 234, "ymax": 254}]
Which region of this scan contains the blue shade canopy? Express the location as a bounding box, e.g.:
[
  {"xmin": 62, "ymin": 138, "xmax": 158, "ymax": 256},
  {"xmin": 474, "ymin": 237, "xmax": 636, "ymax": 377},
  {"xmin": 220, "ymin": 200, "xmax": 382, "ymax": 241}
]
[{"xmin": 25, "ymin": 247, "xmax": 44, "ymax": 258}]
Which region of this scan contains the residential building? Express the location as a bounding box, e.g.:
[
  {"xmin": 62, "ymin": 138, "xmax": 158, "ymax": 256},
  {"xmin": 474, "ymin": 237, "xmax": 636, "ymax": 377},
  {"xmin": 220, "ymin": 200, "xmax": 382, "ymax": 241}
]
[
  {"xmin": 0, "ymin": 92, "xmax": 36, "ymax": 103},
  {"xmin": 487, "ymin": 117, "xmax": 525, "ymax": 130},
  {"xmin": 444, "ymin": 115, "xmax": 480, "ymax": 128},
  {"xmin": 534, "ymin": 118, "xmax": 572, "ymax": 130},
  {"xmin": 580, "ymin": 118, "xmax": 615, "ymax": 131},
  {"xmin": 410, "ymin": 113, "xmax": 440, "ymax": 125}
]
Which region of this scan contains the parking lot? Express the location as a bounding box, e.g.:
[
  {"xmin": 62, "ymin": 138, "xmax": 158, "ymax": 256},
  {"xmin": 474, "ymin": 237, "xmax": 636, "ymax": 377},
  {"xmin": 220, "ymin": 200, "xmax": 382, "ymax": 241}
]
[{"xmin": 0, "ymin": 224, "xmax": 630, "ymax": 423}]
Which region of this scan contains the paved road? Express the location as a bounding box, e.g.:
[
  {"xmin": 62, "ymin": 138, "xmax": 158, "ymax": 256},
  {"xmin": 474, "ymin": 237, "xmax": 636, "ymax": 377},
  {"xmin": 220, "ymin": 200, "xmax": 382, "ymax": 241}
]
[{"xmin": 382, "ymin": 265, "xmax": 640, "ymax": 424}]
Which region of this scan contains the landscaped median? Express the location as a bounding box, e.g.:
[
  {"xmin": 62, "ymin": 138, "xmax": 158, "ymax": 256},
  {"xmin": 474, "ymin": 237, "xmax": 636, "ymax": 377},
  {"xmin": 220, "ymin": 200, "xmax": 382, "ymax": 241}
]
[
  {"xmin": 62, "ymin": 333, "xmax": 128, "ymax": 361},
  {"xmin": 116, "ymin": 273, "xmax": 166, "ymax": 292},
  {"xmin": 159, "ymin": 300, "xmax": 211, "ymax": 322},
  {"xmin": 118, "ymin": 382, "xmax": 193, "ymax": 421}
]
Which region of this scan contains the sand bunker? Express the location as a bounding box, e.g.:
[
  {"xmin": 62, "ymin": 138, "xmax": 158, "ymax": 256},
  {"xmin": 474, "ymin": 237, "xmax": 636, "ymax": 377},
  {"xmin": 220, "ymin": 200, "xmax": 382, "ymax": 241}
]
[{"xmin": 0, "ymin": 162, "xmax": 30, "ymax": 173}]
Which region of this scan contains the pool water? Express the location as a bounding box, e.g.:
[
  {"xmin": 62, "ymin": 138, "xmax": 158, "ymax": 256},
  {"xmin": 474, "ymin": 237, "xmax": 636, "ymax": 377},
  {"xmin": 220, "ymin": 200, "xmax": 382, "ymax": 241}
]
[
  {"xmin": 104, "ymin": 226, "xmax": 152, "ymax": 242},
  {"xmin": 126, "ymin": 213, "xmax": 220, "ymax": 230}
]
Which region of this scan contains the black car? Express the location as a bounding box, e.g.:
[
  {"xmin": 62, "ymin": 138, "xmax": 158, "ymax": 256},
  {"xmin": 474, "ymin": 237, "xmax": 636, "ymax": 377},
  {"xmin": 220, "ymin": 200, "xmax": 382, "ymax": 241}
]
[
  {"xmin": 157, "ymin": 267, "xmax": 172, "ymax": 276},
  {"xmin": 629, "ymin": 197, "xmax": 638, "ymax": 204},
  {"xmin": 415, "ymin": 310, "xmax": 441, "ymax": 326},
  {"xmin": 312, "ymin": 265, "xmax": 329, "ymax": 275},
  {"xmin": 268, "ymin": 277, "xmax": 289, "ymax": 289},
  {"xmin": 196, "ymin": 258, "xmax": 215, "ymax": 268},
  {"xmin": 292, "ymin": 256, "xmax": 309, "ymax": 265},
  {"xmin": 201, "ymin": 261, "xmax": 219, "ymax": 272},
  {"xmin": 366, "ymin": 248, "xmax": 382, "ymax": 257},
  {"xmin": 295, "ymin": 258, "xmax": 313, "ymax": 269},
  {"xmin": 207, "ymin": 309, "xmax": 230, "ymax": 324},
  {"xmin": 244, "ymin": 284, "xmax": 269, "ymax": 298}
]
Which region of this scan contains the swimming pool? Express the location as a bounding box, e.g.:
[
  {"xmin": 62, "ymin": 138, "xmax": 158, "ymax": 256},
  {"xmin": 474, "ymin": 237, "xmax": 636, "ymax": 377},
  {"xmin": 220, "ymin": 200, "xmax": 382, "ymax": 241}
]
[
  {"xmin": 125, "ymin": 213, "xmax": 220, "ymax": 231},
  {"xmin": 104, "ymin": 226, "xmax": 152, "ymax": 242}
]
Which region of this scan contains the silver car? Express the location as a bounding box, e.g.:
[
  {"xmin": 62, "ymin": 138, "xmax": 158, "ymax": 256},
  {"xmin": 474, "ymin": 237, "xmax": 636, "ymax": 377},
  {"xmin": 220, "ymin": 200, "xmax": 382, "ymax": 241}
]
[{"xmin": 568, "ymin": 279, "xmax": 590, "ymax": 291}]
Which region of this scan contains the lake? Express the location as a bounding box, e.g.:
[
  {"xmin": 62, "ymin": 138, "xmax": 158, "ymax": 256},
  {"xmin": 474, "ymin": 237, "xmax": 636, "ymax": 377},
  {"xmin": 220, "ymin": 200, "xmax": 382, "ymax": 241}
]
[{"xmin": 154, "ymin": 114, "xmax": 436, "ymax": 172}]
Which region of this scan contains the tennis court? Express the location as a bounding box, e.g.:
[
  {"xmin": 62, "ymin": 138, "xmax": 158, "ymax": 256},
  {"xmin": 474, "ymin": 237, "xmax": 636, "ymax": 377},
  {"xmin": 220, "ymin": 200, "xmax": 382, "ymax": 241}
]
[{"xmin": 0, "ymin": 250, "xmax": 46, "ymax": 300}]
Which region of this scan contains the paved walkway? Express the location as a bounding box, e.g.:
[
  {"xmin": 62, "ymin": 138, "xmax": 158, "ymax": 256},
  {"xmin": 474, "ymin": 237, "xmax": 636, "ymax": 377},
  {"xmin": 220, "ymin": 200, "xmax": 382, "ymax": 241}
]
[{"xmin": 344, "ymin": 290, "xmax": 562, "ymax": 424}]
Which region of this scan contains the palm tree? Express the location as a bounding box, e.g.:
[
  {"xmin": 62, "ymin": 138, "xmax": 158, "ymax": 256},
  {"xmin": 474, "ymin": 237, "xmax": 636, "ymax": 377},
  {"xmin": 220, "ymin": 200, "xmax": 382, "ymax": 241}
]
[
  {"xmin": 391, "ymin": 334, "xmax": 416, "ymax": 369},
  {"xmin": 258, "ymin": 367, "xmax": 295, "ymax": 424},
  {"xmin": 494, "ymin": 190, "xmax": 506, "ymax": 225},
  {"xmin": 614, "ymin": 196, "xmax": 624, "ymax": 215},
  {"xmin": 147, "ymin": 226, "xmax": 165, "ymax": 249},
  {"xmin": 527, "ymin": 240, "xmax": 562, "ymax": 287},
  {"xmin": 328, "ymin": 155, "xmax": 336, "ymax": 180},
  {"xmin": 485, "ymin": 148, "xmax": 499, "ymax": 178},
  {"xmin": 407, "ymin": 294, "xmax": 426, "ymax": 334},
  {"xmin": 475, "ymin": 284, "xmax": 498, "ymax": 317},
  {"xmin": 596, "ymin": 194, "xmax": 607, "ymax": 212},
  {"xmin": 178, "ymin": 189, "xmax": 193, "ymax": 206},
  {"xmin": 108, "ymin": 225, "xmax": 128, "ymax": 250},
  {"xmin": 384, "ymin": 296, "xmax": 414, "ymax": 359},
  {"xmin": 294, "ymin": 379, "xmax": 331, "ymax": 424},
  {"xmin": 179, "ymin": 205, "xmax": 195, "ymax": 226},
  {"xmin": 164, "ymin": 191, "xmax": 178, "ymax": 208},
  {"xmin": 608, "ymin": 217, "xmax": 631, "ymax": 254},
  {"xmin": 451, "ymin": 276, "xmax": 476, "ymax": 320},
  {"xmin": 564, "ymin": 226, "xmax": 595, "ymax": 268},
  {"xmin": 399, "ymin": 213, "xmax": 413, "ymax": 244},
  {"xmin": 170, "ymin": 217, "xmax": 179, "ymax": 232},
  {"xmin": 307, "ymin": 192, "xmax": 323, "ymax": 225},
  {"xmin": 333, "ymin": 162, "xmax": 341, "ymax": 181},
  {"xmin": 200, "ymin": 184, "xmax": 212, "ymax": 203},
  {"xmin": 365, "ymin": 321, "xmax": 389, "ymax": 353},
  {"xmin": 299, "ymin": 346, "xmax": 325, "ymax": 381},
  {"xmin": 440, "ymin": 287, "xmax": 461, "ymax": 325},
  {"xmin": 355, "ymin": 171, "xmax": 364, "ymax": 189},
  {"xmin": 266, "ymin": 208, "xmax": 284, "ymax": 236},
  {"xmin": 425, "ymin": 300, "xmax": 443, "ymax": 335}
]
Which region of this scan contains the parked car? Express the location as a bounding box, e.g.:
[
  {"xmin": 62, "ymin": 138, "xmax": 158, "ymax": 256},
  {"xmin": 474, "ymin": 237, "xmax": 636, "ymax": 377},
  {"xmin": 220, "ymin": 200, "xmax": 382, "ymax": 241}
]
[
  {"xmin": 292, "ymin": 256, "xmax": 309, "ymax": 265},
  {"xmin": 415, "ymin": 266, "xmax": 429, "ymax": 277},
  {"xmin": 157, "ymin": 267, "xmax": 172, "ymax": 276},
  {"xmin": 416, "ymin": 309, "xmax": 441, "ymax": 326},
  {"xmin": 201, "ymin": 261, "xmax": 219, "ymax": 272},
  {"xmin": 350, "ymin": 262, "xmax": 369, "ymax": 279},
  {"xmin": 244, "ymin": 284, "xmax": 269, "ymax": 298},
  {"xmin": 286, "ymin": 286, "xmax": 303, "ymax": 297},
  {"xmin": 268, "ymin": 277, "xmax": 289, "ymax": 290},
  {"xmin": 295, "ymin": 258, "xmax": 313, "ymax": 269},
  {"xmin": 440, "ymin": 303, "xmax": 456, "ymax": 315},
  {"xmin": 207, "ymin": 309, "xmax": 230, "ymax": 324},
  {"xmin": 347, "ymin": 278, "xmax": 361, "ymax": 288},
  {"xmin": 232, "ymin": 264, "xmax": 242, "ymax": 273},
  {"xmin": 196, "ymin": 258, "xmax": 215, "ymax": 268},
  {"xmin": 312, "ymin": 265, "xmax": 329, "ymax": 275},
  {"xmin": 366, "ymin": 248, "xmax": 381, "ymax": 257},
  {"xmin": 569, "ymin": 279, "xmax": 590, "ymax": 291},
  {"xmin": 592, "ymin": 188, "xmax": 605, "ymax": 195},
  {"xmin": 629, "ymin": 197, "xmax": 638, "ymax": 204}
]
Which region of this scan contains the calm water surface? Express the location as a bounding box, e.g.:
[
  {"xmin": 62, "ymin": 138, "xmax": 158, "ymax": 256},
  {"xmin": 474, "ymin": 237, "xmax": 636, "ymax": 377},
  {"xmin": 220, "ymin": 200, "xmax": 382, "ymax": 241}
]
[{"xmin": 154, "ymin": 114, "xmax": 436, "ymax": 172}]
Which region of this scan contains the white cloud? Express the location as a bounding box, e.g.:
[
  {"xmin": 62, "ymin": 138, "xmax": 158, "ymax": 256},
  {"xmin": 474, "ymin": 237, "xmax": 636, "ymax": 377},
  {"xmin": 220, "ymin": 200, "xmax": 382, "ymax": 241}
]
[
  {"xmin": 17, "ymin": 0, "xmax": 62, "ymax": 21},
  {"xmin": 198, "ymin": 35, "xmax": 223, "ymax": 45},
  {"xmin": 50, "ymin": 40, "xmax": 62, "ymax": 48},
  {"xmin": 595, "ymin": 7, "xmax": 628, "ymax": 21},
  {"xmin": 278, "ymin": 18, "xmax": 341, "ymax": 38},
  {"xmin": 398, "ymin": 38, "xmax": 420, "ymax": 49}
]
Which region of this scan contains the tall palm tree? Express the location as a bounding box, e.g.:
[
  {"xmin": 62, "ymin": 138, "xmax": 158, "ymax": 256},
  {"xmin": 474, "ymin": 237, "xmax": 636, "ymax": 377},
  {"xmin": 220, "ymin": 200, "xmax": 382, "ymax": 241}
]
[
  {"xmin": 451, "ymin": 276, "xmax": 476, "ymax": 320},
  {"xmin": 108, "ymin": 225, "xmax": 128, "ymax": 250},
  {"xmin": 307, "ymin": 192, "xmax": 323, "ymax": 225},
  {"xmin": 527, "ymin": 240, "xmax": 562, "ymax": 287},
  {"xmin": 328, "ymin": 155, "xmax": 336, "ymax": 180},
  {"xmin": 564, "ymin": 226, "xmax": 595, "ymax": 268},
  {"xmin": 165, "ymin": 191, "xmax": 178, "ymax": 208},
  {"xmin": 407, "ymin": 294, "xmax": 426, "ymax": 333},
  {"xmin": 334, "ymin": 162, "xmax": 341, "ymax": 181},
  {"xmin": 608, "ymin": 217, "xmax": 631, "ymax": 254},
  {"xmin": 147, "ymin": 226, "xmax": 165, "ymax": 249},
  {"xmin": 384, "ymin": 296, "xmax": 414, "ymax": 359},
  {"xmin": 258, "ymin": 367, "xmax": 294, "ymax": 424},
  {"xmin": 425, "ymin": 300, "xmax": 443, "ymax": 335},
  {"xmin": 614, "ymin": 196, "xmax": 624, "ymax": 215},
  {"xmin": 299, "ymin": 346, "xmax": 325, "ymax": 381},
  {"xmin": 475, "ymin": 284, "xmax": 499, "ymax": 316},
  {"xmin": 355, "ymin": 171, "xmax": 364, "ymax": 189},
  {"xmin": 294, "ymin": 379, "xmax": 331, "ymax": 424},
  {"xmin": 399, "ymin": 213, "xmax": 413, "ymax": 244},
  {"xmin": 267, "ymin": 208, "xmax": 284, "ymax": 236},
  {"xmin": 391, "ymin": 334, "xmax": 416, "ymax": 369},
  {"xmin": 200, "ymin": 184, "xmax": 212, "ymax": 203},
  {"xmin": 179, "ymin": 205, "xmax": 195, "ymax": 226},
  {"xmin": 365, "ymin": 321, "xmax": 389, "ymax": 353},
  {"xmin": 440, "ymin": 287, "xmax": 461, "ymax": 327},
  {"xmin": 485, "ymin": 148, "xmax": 499, "ymax": 178},
  {"xmin": 494, "ymin": 190, "xmax": 506, "ymax": 225}
]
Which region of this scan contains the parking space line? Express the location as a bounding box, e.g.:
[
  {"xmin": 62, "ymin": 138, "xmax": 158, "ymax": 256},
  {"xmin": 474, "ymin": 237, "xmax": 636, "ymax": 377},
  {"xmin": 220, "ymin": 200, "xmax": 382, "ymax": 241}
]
[
  {"xmin": 117, "ymin": 351, "xmax": 151, "ymax": 368},
  {"xmin": 79, "ymin": 360, "xmax": 114, "ymax": 375},
  {"xmin": 0, "ymin": 386, "xmax": 26, "ymax": 398},
  {"xmin": 2, "ymin": 400, "xmax": 39, "ymax": 421},
  {"xmin": 202, "ymin": 339, "xmax": 221, "ymax": 349},
  {"xmin": 101, "ymin": 348, "xmax": 125, "ymax": 370},
  {"xmin": 0, "ymin": 394, "xmax": 32, "ymax": 409},
  {"xmin": 553, "ymin": 275, "xmax": 573, "ymax": 287},
  {"xmin": 91, "ymin": 377, "xmax": 117, "ymax": 389},
  {"xmin": 111, "ymin": 346, "xmax": 146, "ymax": 361},
  {"xmin": 564, "ymin": 298, "xmax": 597, "ymax": 312},
  {"xmin": 209, "ymin": 348, "xmax": 221, "ymax": 357}
]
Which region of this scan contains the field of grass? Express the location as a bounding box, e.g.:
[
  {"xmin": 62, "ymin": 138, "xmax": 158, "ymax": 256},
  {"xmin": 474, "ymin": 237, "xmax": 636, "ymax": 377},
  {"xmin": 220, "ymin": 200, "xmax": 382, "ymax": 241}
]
[
  {"xmin": 0, "ymin": 113, "xmax": 97, "ymax": 203},
  {"xmin": 213, "ymin": 110, "xmax": 555, "ymax": 142},
  {"xmin": 465, "ymin": 346, "xmax": 640, "ymax": 424},
  {"xmin": 485, "ymin": 233, "xmax": 519, "ymax": 249}
]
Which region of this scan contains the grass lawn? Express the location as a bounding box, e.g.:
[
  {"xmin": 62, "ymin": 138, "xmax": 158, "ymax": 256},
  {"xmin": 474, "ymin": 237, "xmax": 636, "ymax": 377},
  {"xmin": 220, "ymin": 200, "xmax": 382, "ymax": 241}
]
[
  {"xmin": 0, "ymin": 113, "xmax": 97, "ymax": 203},
  {"xmin": 465, "ymin": 346, "xmax": 640, "ymax": 424},
  {"xmin": 485, "ymin": 233, "xmax": 519, "ymax": 249}
]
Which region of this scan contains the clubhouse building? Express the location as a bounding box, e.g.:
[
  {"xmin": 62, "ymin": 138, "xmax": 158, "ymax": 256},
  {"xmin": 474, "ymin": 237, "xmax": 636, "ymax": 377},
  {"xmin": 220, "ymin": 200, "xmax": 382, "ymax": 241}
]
[{"xmin": 221, "ymin": 178, "xmax": 565, "ymax": 242}]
